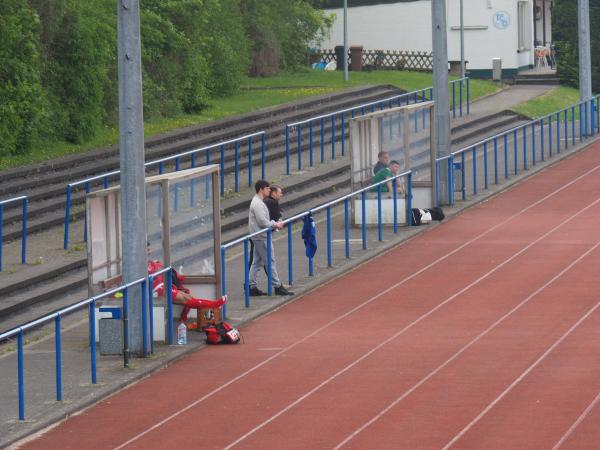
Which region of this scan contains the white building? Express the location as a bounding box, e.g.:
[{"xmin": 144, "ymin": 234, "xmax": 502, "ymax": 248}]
[{"xmin": 320, "ymin": 0, "xmax": 553, "ymax": 79}]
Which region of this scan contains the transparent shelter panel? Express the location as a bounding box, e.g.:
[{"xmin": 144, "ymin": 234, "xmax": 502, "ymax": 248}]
[
  {"xmin": 146, "ymin": 183, "xmax": 165, "ymax": 262},
  {"xmin": 379, "ymin": 110, "xmax": 408, "ymax": 173},
  {"xmin": 169, "ymin": 173, "xmax": 215, "ymax": 276}
]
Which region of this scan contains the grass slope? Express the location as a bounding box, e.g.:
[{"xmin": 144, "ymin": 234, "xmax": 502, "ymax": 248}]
[{"xmin": 0, "ymin": 70, "xmax": 498, "ymax": 171}]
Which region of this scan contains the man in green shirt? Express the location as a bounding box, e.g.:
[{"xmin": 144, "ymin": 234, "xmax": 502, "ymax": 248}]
[{"xmin": 372, "ymin": 160, "xmax": 403, "ymax": 194}]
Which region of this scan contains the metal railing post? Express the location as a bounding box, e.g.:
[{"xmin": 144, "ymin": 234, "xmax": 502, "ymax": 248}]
[
  {"xmin": 18, "ymin": 331, "xmax": 25, "ymax": 420},
  {"xmin": 287, "ymin": 223, "xmax": 293, "ymax": 286},
  {"xmin": 55, "ymin": 315, "xmax": 62, "ymax": 401},
  {"xmin": 327, "ymin": 206, "xmax": 333, "ymax": 267},
  {"xmin": 22, "ymin": 198, "xmax": 27, "ymax": 264},
  {"xmin": 244, "ymin": 239, "xmax": 250, "ymax": 308},
  {"xmin": 266, "ymin": 230, "xmax": 273, "ymax": 295},
  {"xmin": 89, "ymin": 300, "xmax": 97, "ymax": 384},
  {"xmin": 64, "ymin": 185, "xmax": 72, "ymax": 249}
]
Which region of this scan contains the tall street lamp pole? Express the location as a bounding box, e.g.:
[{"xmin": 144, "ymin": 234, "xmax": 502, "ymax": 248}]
[{"xmin": 344, "ymin": 0, "xmax": 349, "ymax": 81}]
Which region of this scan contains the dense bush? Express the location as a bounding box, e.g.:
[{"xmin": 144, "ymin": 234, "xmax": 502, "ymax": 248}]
[
  {"xmin": 242, "ymin": 0, "xmax": 333, "ymax": 75},
  {"xmin": 0, "ymin": 0, "xmax": 46, "ymax": 156},
  {"xmin": 553, "ymin": 0, "xmax": 600, "ymax": 92},
  {"xmin": 0, "ymin": 0, "xmax": 330, "ymax": 155}
]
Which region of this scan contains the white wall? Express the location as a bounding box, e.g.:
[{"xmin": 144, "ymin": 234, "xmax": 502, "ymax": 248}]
[
  {"xmin": 321, "ymin": 1, "xmax": 432, "ymax": 51},
  {"xmin": 321, "ymin": 0, "xmax": 534, "ymax": 73}
]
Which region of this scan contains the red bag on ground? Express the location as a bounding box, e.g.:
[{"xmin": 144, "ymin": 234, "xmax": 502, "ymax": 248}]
[{"xmin": 203, "ymin": 322, "xmax": 241, "ymax": 345}]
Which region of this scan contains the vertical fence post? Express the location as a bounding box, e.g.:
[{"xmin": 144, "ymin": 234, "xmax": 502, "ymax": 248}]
[
  {"xmin": 493, "ymin": 137, "xmax": 499, "ymax": 185},
  {"xmin": 548, "ymin": 115, "xmax": 553, "ymax": 157},
  {"xmin": 21, "ymin": 198, "xmax": 27, "ymax": 265},
  {"xmin": 361, "ymin": 191, "xmax": 367, "ymax": 250},
  {"xmin": 64, "ymin": 185, "xmax": 72, "ymax": 250},
  {"xmin": 435, "ymin": 159, "xmax": 440, "ymax": 206},
  {"xmin": 393, "ymin": 179, "xmax": 399, "ymax": 233},
  {"xmin": 407, "ymin": 172, "xmax": 413, "ymax": 225},
  {"xmin": 564, "ymin": 109, "xmax": 569, "ymax": 149},
  {"xmin": 483, "ymin": 142, "xmax": 488, "ymax": 190},
  {"xmin": 341, "ymin": 112, "xmax": 346, "ymax": 156},
  {"xmin": 148, "ymin": 279, "xmax": 154, "ymax": 354},
  {"xmin": 344, "ymin": 198, "xmax": 350, "ymax": 258},
  {"xmin": 122, "ymin": 287, "xmax": 129, "ymax": 368},
  {"xmin": 89, "ymin": 300, "xmax": 97, "ymax": 384},
  {"xmin": 461, "ymin": 151, "xmax": 466, "ymax": 201},
  {"xmin": 377, "ymin": 186, "xmax": 383, "ymax": 241},
  {"xmin": 261, "ymin": 133, "xmax": 266, "ymax": 180},
  {"xmin": 320, "ymin": 118, "xmax": 325, "ymax": 164},
  {"xmin": 220, "ymin": 247, "xmax": 226, "ymax": 321},
  {"xmin": 287, "ymin": 222, "xmax": 293, "ymax": 285},
  {"xmin": 309, "ymin": 121, "xmax": 314, "ymax": 167},
  {"xmin": 327, "ymin": 207, "xmax": 333, "ymax": 267},
  {"xmin": 266, "ymin": 230, "xmax": 273, "ymax": 295},
  {"xmin": 466, "ymin": 77, "xmax": 470, "ymax": 114},
  {"xmin": 503, "ymin": 134, "xmax": 509, "ymax": 179},
  {"xmin": 244, "ymin": 240, "xmax": 250, "ymax": 308},
  {"xmin": 541, "ymin": 119, "xmax": 545, "ymax": 160},
  {"xmin": 297, "ymin": 124, "xmax": 303, "ymax": 171},
  {"xmin": 159, "ymin": 162, "xmax": 164, "ymax": 175},
  {"xmin": 472, "ymin": 146, "xmax": 477, "ymax": 195},
  {"xmin": 234, "ymin": 141, "xmax": 239, "ymax": 192},
  {"xmin": 141, "ymin": 280, "xmax": 148, "ymax": 357},
  {"xmin": 459, "ymin": 78, "xmax": 464, "ymax": 116},
  {"xmin": 452, "ymin": 81, "xmax": 456, "ymax": 118},
  {"xmin": 579, "ymin": 103, "xmax": 583, "ymax": 142},
  {"xmin": 531, "ymin": 123, "xmax": 536, "ymax": 166},
  {"xmin": 18, "ymin": 330, "xmax": 25, "ymax": 420},
  {"xmin": 285, "ymin": 126, "xmax": 290, "ymax": 175},
  {"xmin": 556, "ymin": 112, "xmax": 561, "ymax": 154},
  {"xmin": 248, "ymin": 138, "xmax": 253, "ymax": 187},
  {"xmin": 55, "ymin": 315, "xmax": 62, "ymax": 401},
  {"xmin": 572, "ymin": 106, "xmax": 576, "ymax": 145},
  {"xmin": 0, "ymin": 204, "xmax": 3, "ymax": 272},
  {"xmin": 522, "ymin": 127, "xmax": 527, "ymax": 170},
  {"xmin": 513, "ymin": 130, "xmax": 518, "ymax": 175},
  {"xmin": 448, "ymin": 155, "xmax": 454, "ymax": 205},
  {"xmin": 220, "ymin": 144, "xmax": 225, "ymax": 196},
  {"xmin": 83, "ymin": 182, "xmax": 91, "ymax": 243},
  {"xmin": 331, "ymin": 115, "xmax": 336, "ymax": 160}
]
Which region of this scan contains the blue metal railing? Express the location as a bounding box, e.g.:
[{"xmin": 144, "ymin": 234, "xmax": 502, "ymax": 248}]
[
  {"xmin": 0, "ymin": 195, "xmax": 28, "ymax": 272},
  {"xmin": 284, "ymin": 77, "xmax": 470, "ymax": 175},
  {"xmin": 0, "ymin": 269, "xmax": 173, "ymax": 421},
  {"xmin": 220, "ymin": 170, "xmax": 413, "ymax": 312},
  {"xmin": 63, "ymin": 132, "xmax": 266, "ymax": 249},
  {"xmin": 435, "ymin": 96, "xmax": 599, "ymax": 206}
]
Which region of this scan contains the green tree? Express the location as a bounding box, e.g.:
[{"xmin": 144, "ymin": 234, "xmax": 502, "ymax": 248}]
[
  {"xmin": 0, "ymin": 0, "xmax": 46, "ymax": 156},
  {"xmin": 242, "ymin": 0, "xmax": 333, "ymax": 75},
  {"xmin": 42, "ymin": 0, "xmax": 115, "ymax": 143},
  {"xmin": 553, "ymin": 0, "xmax": 600, "ymax": 92}
]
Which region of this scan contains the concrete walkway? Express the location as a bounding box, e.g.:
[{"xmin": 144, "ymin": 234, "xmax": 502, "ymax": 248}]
[{"xmin": 1, "ymin": 82, "xmax": 568, "ymax": 448}]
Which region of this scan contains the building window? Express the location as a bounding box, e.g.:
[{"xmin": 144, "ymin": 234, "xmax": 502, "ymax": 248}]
[{"xmin": 518, "ymin": 1, "xmax": 532, "ymax": 51}]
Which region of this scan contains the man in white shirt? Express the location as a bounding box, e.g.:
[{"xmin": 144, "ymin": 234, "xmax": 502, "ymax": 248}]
[{"xmin": 248, "ymin": 180, "xmax": 293, "ymax": 296}]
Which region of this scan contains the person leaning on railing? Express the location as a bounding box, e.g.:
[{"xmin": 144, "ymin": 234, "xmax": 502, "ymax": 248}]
[
  {"xmin": 372, "ymin": 160, "xmax": 404, "ymax": 195},
  {"xmin": 248, "ymin": 180, "xmax": 294, "ymax": 297}
]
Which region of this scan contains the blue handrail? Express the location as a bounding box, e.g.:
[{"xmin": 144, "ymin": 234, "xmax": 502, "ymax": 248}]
[
  {"xmin": 0, "ymin": 269, "xmax": 174, "ymax": 421},
  {"xmin": 221, "ymin": 170, "xmax": 413, "ymax": 310},
  {"xmin": 63, "ymin": 131, "xmax": 266, "ymax": 249},
  {"xmin": 0, "ymin": 195, "xmax": 28, "ymax": 272},
  {"xmin": 436, "ymin": 96, "xmax": 599, "ymax": 206},
  {"xmin": 284, "ymin": 77, "xmax": 470, "ymax": 175}
]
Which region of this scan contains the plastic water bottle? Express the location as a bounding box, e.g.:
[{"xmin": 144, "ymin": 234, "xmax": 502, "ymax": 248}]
[{"xmin": 177, "ymin": 322, "xmax": 187, "ymax": 345}]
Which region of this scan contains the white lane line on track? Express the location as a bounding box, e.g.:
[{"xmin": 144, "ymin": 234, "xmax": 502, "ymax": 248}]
[
  {"xmin": 552, "ymin": 391, "xmax": 600, "ymax": 450},
  {"xmin": 441, "ymin": 299, "xmax": 600, "ymax": 450},
  {"xmin": 222, "ymin": 196, "xmax": 600, "ymax": 450},
  {"xmin": 114, "ymin": 163, "xmax": 600, "ymax": 450},
  {"xmin": 334, "ymin": 239, "xmax": 600, "ymax": 449}
]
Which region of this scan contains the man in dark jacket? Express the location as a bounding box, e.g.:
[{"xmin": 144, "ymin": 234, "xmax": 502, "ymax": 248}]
[{"xmin": 264, "ymin": 185, "xmax": 283, "ymax": 221}]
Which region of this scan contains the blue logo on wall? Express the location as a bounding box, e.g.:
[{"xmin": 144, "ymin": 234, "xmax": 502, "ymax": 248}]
[{"xmin": 493, "ymin": 11, "xmax": 510, "ymax": 30}]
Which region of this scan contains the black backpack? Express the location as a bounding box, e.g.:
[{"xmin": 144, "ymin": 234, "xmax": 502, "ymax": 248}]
[{"xmin": 426, "ymin": 207, "xmax": 445, "ymax": 221}]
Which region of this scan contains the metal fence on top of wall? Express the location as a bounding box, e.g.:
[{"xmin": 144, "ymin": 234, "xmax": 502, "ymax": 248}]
[{"xmin": 317, "ymin": 49, "xmax": 433, "ymax": 71}]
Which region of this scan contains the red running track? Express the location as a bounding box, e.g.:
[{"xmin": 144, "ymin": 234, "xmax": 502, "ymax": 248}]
[{"xmin": 19, "ymin": 143, "xmax": 600, "ymax": 450}]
